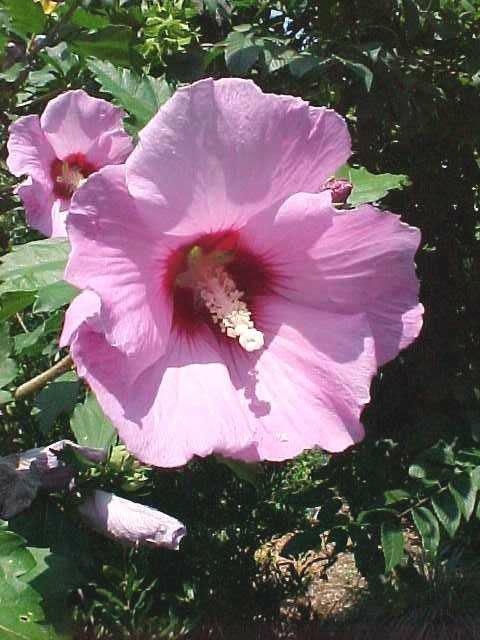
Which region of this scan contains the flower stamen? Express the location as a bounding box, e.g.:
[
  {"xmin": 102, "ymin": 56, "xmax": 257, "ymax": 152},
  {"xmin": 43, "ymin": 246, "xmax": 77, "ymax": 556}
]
[
  {"xmin": 176, "ymin": 247, "xmax": 264, "ymax": 352},
  {"xmin": 55, "ymin": 162, "xmax": 86, "ymax": 194},
  {"xmin": 198, "ymin": 265, "xmax": 264, "ymax": 352}
]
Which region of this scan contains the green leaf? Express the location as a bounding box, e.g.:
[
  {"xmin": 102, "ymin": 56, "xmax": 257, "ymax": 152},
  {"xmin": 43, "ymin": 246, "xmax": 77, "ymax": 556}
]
[
  {"xmin": 288, "ymin": 53, "xmax": 328, "ymax": 78},
  {"xmin": 42, "ymin": 42, "xmax": 79, "ymax": 75},
  {"xmin": 382, "ymin": 489, "xmax": 411, "ymax": 505},
  {"xmin": 89, "ymin": 58, "xmax": 172, "ymax": 128},
  {"xmin": 333, "ymin": 55, "xmax": 373, "ymax": 91},
  {"xmin": 0, "ymin": 530, "xmax": 60, "ymax": 640},
  {"xmin": 72, "ymin": 26, "xmax": 136, "ymax": 67},
  {"xmin": 0, "ymin": 325, "xmax": 17, "ymax": 389},
  {"xmin": 0, "ymin": 239, "xmax": 70, "ymax": 296},
  {"xmin": 14, "ymin": 324, "xmax": 46, "ymax": 357},
  {"xmin": 449, "ymin": 472, "xmax": 478, "ymax": 521},
  {"xmin": 412, "ymin": 506, "xmax": 440, "ymax": 559},
  {"xmin": 336, "ymin": 165, "xmax": 410, "ymax": 206},
  {"xmin": 1, "ymin": 0, "xmax": 46, "ymax": 39},
  {"xmin": 33, "ymin": 281, "xmax": 78, "ymax": 314},
  {"xmin": 431, "ymin": 490, "xmax": 461, "ymax": 538},
  {"xmin": 216, "ymin": 456, "xmax": 263, "ymax": 487},
  {"xmin": 357, "ymin": 508, "xmax": 398, "ymax": 525},
  {"xmin": 0, "ymin": 291, "xmax": 36, "ymax": 323},
  {"xmin": 33, "ymin": 372, "xmax": 81, "ymax": 435},
  {"xmin": 70, "ymin": 393, "xmax": 116, "ymax": 449},
  {"xmin": 224, "ymin": 30, "xmax": 259, "ymax": 75},
  {"xmin": 381, "ymin": 520, "xmax": 404, "ymax": 572}
]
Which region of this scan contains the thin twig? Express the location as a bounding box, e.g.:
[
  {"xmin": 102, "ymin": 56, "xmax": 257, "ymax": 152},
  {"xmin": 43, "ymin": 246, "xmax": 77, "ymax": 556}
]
[
  {"xmin": 15, "ymin": 354, "xmax": 74, "ymax": 400},
  {"xmin": 15, "ymin": 313, "xmax": 29, "ymax": 333}
]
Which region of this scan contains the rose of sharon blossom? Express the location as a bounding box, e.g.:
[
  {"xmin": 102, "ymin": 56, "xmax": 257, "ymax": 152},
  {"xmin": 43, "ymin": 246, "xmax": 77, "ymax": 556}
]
[
  {"xmin": 78, "ymin": 490, "xmax": 186, "ymax": 549},
  {"xmin": 61, "ymin": 78, "xmax": 423, "ymax": 467},
  {"xmin": 7, "ymin": 89, "xmax": 133, "ymax": 237}
]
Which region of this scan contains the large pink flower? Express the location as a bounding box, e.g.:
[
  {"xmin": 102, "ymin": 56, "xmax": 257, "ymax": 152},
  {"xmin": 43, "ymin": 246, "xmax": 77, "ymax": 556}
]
[
  {"xmin": 61, "ymin": 78, "xmax": 423, "ymax": 467},
  {"xmin": 7, "ymin": 89, "xmax": 133, "ymax": 237}
]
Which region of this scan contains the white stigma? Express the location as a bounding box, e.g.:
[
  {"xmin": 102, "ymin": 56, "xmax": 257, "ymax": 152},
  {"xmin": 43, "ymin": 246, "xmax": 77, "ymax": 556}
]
[
  {"xmin": 197, "ymin": 264, "xmax": 264, "ymax": 352},
  {"xmin": 56, "ymin": 162, "xmax": 85, "ymax": 192}
]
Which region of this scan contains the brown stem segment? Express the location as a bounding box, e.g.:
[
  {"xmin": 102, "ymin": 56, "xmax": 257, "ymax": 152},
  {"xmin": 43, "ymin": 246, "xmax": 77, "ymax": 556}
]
[{"xmin": 14, "ymin": 355, "xmax": 74, "ymax": 400}]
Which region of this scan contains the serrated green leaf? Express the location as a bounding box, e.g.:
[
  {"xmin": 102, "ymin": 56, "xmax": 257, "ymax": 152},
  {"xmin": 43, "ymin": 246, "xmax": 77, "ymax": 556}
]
[
  {"xmin": 336, "ymin": 165, "xmax": 410, "ymax": 206},
  {"xmin": 381, "ymin": 520, "xmax": 404, "ymax": 572},
  {"xmin": 431, "ymin": 490, "xmax": 461, "ymax": 537},
  {"xmin": 70, "ymin": 393, "xmax": 116, "ymax": 449},
  {"xmin": 0, "ymin": 239, "xmax": 70, "ymax": 296},
  {"xmin": 89, "ymin": 58, "xmax": 172, "ymax": 128},
  {"xmin": 449, "ymin": 472, "xmax": 478, "ymax": 521},
  {"xmin": 224, "ymin": 30, "xmax": 259, "ymax": 75},
  {"xmin": 412, "ymin": 506, "xmax": 440, "ymax": 559},
  {"xmin": 33, "ymin": 371, "xmax": 80, "ymax": 435}
]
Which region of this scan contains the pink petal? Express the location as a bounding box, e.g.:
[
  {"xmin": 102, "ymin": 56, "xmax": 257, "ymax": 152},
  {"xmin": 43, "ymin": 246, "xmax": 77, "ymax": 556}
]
[
  {"xmin": 244, "ymin": 197, "xmax": 423, "ymax": 366},
  {"xmin": 6, "ymin": 114, "xmax": 56, "ymax": 183},
  {"xmin": 78, "ymin": 490, "xmax": 186, "ymax": 549},
  {"xmin": 68, "ymin": 324, "xmax": 256, "ymax": 467},
  {"xmin": 65, "ymin": 165, "xmax": 173, "ymax": 370},
  {"xmin": 220, "ymin": 297, "xmax": 378, "ymax": 459},
  {"xmin": 60, "ymin": 289, "xmax": 103, "ymax": 348},
  {"xmin": 16, "ymin": 178, "xmax": 67, "ymax": 237},
  {"xmin": 126, "ymin": 78, "xmax": 351, "ymax": 233},
  {"xmin": 307, "ymin": 204, "xmax": 423, "ymax": 365},
  {"xmin": 40, "ymin": 89, "xmax": 133, "ymax": 165}
]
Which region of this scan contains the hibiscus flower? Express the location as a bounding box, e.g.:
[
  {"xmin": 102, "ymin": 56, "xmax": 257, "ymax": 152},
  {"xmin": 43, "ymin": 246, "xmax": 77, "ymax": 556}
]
[
  {"xmin": 7, "ymin": 89, "xmax": 133, "ymax": 237},
  {"xmin": 61, "ymin": 78, "xmax": 423, "ymax": 467}
]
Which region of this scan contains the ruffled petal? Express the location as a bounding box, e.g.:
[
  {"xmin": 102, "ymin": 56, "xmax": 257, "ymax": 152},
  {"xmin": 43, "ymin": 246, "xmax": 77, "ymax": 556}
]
[
  {"xmin": 219, "ymin": 297, "xmax": 377, "ymax": 459},
  {"xmin": 6, "ymin": 114, "xmax": 56, "ymax": 183},
  {"xmin": 243, "ymin": 198, "xmax": 423, "ymax": 366},
  {"xmin": 40, "ymin": 89, "xmax": 133, "ymax": 165},
  {"xmin": 126, "ymin": 78, "xmax": 351, "ymax": 233},
  {"xmin": 68, "ymin": 323, "xmax": 256, "ymax": 467},
  {"xmin": 65, "ymin": 165, "xmax": 173, "ymax": 369}
]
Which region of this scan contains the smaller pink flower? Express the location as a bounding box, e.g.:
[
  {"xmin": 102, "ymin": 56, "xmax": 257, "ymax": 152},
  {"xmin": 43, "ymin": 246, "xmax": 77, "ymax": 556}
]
[
  {"xmin": 78, "ymin": 490, "xmax": 186, "ymax": 549},
  {"xmin": 6, "ymin": 89, "xmax": 133, "ymax": 237}
]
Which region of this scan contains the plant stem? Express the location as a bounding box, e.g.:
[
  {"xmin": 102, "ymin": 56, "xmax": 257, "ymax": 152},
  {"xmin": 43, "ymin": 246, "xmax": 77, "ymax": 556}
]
[{"xmin": 14, "ymin": 354, "xmax": 74, "ymax": 400}]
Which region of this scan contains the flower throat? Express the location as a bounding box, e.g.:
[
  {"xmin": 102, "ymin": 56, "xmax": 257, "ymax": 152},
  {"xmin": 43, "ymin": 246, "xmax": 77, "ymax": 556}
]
[{"xmin": 175, "ymin": 246, "xmax": 264, "ymax": 352}]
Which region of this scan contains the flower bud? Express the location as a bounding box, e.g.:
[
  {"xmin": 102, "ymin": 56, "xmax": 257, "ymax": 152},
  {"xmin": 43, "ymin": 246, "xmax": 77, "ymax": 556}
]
[
  {"xmin": 78, "ymin": 490, "xmax": 187, "ymax": 550},
  {"xmin": 320, "ymin": 177, "xmax": 353, "ymax": 204},
  {"xmin": 0, "ymin": 441, "xmax": 107, "ymax": 518}
]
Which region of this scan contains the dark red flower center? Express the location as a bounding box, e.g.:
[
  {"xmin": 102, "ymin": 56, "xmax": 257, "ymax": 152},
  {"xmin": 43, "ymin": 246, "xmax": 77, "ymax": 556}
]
[
  {"xmin": 51, "ymin": 153, "xmax": 97, "ymax": 199},
  {"xmin": 165, "ymin": 230, "xmax": 275, "ymax": 343}
]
